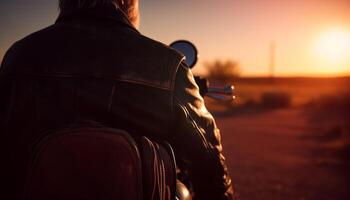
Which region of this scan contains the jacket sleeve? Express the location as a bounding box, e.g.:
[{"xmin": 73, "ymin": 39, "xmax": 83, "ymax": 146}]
[{"xmin": 171, "ymin": 62, "xmax": 234, "ymax": 200}]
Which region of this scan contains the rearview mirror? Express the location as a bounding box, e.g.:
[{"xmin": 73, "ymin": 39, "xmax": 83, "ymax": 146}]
[{"xmin": 170, "ymin": 40, "xmax": 198, "ymax": 69}]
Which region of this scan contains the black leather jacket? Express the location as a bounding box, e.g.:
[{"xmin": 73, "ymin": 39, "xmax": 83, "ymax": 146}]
[{"xmin": 0, "ymin": 6, "xmax": 233, "ymax": 200}]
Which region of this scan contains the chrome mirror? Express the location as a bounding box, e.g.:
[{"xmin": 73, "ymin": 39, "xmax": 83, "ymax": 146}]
[{"xmin": 170, "ymin": 40, "xmax": 198, "ymax": 68}]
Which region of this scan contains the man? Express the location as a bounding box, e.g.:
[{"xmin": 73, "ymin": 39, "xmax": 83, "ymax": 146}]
[{"xmin": 0, "ymin": 0, "xmax": 233, "ymax": 199}]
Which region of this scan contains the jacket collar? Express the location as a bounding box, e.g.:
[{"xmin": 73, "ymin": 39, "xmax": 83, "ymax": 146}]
[{"xmin": 55, "ymin": 4, "xmax": 140, "ymax": 34}]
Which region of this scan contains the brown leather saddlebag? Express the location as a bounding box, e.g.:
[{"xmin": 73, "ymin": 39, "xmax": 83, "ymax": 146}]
[{"xmin": 24, "ymin": 125, "xmax": 176, "ymax": 200}]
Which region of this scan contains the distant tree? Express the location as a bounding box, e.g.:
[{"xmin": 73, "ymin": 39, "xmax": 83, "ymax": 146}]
[{"xmin": 205, "ymin": 59, "xmax": 240, "ymax": 83}]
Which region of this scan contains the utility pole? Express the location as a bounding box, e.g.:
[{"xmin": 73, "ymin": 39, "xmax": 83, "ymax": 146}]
[{"xmin": 269, "ymin": 41, "xmax": 276, "ymax": 83}]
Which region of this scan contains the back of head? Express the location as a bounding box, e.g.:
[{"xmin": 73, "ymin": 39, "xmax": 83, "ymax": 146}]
[{"xmin": 58, "ymin": 0, "xmax": 140, "ymax": 28}]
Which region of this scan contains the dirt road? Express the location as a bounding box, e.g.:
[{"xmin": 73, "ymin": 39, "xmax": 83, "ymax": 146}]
[{"xmin": 215, "ymin": 109, "xmax": 350, "ymax": 200}]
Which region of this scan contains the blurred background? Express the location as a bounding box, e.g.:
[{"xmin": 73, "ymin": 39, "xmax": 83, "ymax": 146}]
[{"xmin": 1, "ymin": 0, "xmax": 349, "ymax": 199}]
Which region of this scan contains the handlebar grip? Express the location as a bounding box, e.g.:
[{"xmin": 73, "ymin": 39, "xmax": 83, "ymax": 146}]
[{"xmin": 208, "ymin": 85, "xmax": 234, "ymax": 95}]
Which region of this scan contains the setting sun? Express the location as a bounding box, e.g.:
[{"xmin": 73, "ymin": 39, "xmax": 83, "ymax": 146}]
[{"xmin": 315, "ymin": 29, "xmax": 350, "ymax": 67}]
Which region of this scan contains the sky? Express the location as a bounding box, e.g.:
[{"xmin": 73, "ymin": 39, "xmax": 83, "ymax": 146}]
[{"xmin": 0, "ymin": 0, "xmax": 350, "ymax": 77}]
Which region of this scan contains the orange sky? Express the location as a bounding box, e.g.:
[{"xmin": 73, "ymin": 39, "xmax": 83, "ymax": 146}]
[{"xmin": 1, "ymin": 0, "xmax": 350, "ymax": 77}]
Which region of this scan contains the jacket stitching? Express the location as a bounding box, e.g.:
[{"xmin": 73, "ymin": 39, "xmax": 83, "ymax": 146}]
[{"xmin": 1, "ymin": 72, "xmax": 172, "ymax": 91}]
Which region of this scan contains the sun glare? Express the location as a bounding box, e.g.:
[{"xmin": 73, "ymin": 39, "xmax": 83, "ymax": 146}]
[{"xmin": 315, "ymin": 29, "xmax": 350, "ymax": 64}]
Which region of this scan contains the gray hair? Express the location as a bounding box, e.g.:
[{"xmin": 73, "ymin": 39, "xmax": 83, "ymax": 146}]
[{"xmin": 58, "ymin": 0, "xmax": 140, "ymax": 27}]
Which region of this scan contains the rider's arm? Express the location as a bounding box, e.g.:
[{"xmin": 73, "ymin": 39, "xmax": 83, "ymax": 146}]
[{"xmin": 171, "ymin": 62, "xmax": 234, "ymax": 200}]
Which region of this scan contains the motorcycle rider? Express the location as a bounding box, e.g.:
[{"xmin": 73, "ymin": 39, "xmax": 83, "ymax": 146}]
[{"xmin": 0, "ymin": 0, "xmax": 234, "ymax": 199}]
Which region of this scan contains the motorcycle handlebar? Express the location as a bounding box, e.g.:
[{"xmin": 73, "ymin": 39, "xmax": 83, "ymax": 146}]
[
  {"xmin": 207, "ymin": 86, "xmax": 235, "ymax": 101},
  {"xmin": 194, "ymin": 76, "xmax": 235, "ymax": 101},
  {"xmin": 208, "ymin": 85, "xmax": 234, "ymax": 95}
]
